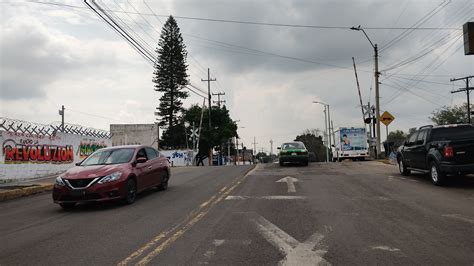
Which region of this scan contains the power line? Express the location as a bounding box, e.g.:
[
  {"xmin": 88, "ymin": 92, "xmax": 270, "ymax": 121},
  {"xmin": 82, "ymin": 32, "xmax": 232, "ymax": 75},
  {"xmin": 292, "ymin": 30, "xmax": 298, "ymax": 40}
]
[
  {"xmin": 380, "ymin": 0, "xmax": 452, "ymax": 52},
  {"xmin": 22, "ymin": 1, "xmax": 461, "ymax": 31},
  {"xmin": 383, "ymin": 39, "xmax": 464, "ymax": 106}
]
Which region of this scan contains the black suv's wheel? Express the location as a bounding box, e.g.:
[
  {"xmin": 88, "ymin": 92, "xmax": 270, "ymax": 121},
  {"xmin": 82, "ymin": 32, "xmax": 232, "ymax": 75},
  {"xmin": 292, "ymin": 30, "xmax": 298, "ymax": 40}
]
[
  {"xmin": 279, "ymin": 161, "xmax": 284, "ymax": 166},
  {"xmin": 158, "ymin": 172, "xmax": 169, "ymax": 191},
  {"xmin": 430, "ymin": 161, "xmax": 446, "ymax": 186},
  {"xmin": 398, "ymin": 157, "xmax": 411, "ymax": 176},
  {"xmin": 123, "ymin": 179, "xmax": 137, "ymax": 204},
  {"xmin": 59, "ymin": 202, "xmax": 76, "ymax": 210}
]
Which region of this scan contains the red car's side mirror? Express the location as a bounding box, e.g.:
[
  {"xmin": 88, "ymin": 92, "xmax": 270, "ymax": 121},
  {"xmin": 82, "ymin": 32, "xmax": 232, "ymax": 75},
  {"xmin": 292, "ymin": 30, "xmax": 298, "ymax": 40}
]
[{"xmin": 136, "ymin": 157, "xmax": 147, "ymax": 164}]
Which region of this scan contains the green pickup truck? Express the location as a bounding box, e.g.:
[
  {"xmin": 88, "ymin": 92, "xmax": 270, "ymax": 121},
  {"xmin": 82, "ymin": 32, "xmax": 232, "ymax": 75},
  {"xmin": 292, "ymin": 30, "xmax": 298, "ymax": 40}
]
[{"xmin": 278, "ymin": 141, "xmax": 309, "ymax": 166}]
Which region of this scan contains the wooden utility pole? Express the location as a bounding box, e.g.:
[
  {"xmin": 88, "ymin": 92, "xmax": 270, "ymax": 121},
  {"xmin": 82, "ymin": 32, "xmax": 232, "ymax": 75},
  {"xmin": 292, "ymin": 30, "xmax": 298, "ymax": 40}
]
[
  {"xmin": 252, "ymin": 136, "xmax": 258, "ymax": 164},
  {"xmin": 212, "ymin": 92, "xmax": 226, "ymax": 107},
  {"xmin": 201, "ymin": 68, "xmax": 216, "ymax": 166},
  {"xmin": 201, "ymin": 68, "xmax": 216, "ymax": 128},
  {"xmin": 450, "ymin": 76, "xmax": 473, "ymax": 124},
  {"xmin": 58, "ymin": 105, "xmax": 65, "ymax": 132}
]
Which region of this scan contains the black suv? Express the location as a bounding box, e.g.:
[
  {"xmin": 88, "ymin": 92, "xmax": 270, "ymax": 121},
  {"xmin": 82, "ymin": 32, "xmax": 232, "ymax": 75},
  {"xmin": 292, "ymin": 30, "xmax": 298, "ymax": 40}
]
[{"xmin": 397, "ymin": 124, "xmax": 474, "ymax": 185}]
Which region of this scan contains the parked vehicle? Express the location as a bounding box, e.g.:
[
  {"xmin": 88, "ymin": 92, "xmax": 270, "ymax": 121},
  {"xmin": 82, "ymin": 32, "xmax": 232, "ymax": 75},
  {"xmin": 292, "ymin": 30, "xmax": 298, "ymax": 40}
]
[
  {"xmin": 53, "ymin": 145, "xmax": 170, "ymax": 209},
  {"xmin": 397, "ymin": 124, "xmax": 474, "ymax": 185},
  {"xmin": 333, "ymin": 127, "xmax": 369, "ymax": 161},
  {"xmin": 278, "ymin": 141, "xmax": 309, "ymax": 166}
]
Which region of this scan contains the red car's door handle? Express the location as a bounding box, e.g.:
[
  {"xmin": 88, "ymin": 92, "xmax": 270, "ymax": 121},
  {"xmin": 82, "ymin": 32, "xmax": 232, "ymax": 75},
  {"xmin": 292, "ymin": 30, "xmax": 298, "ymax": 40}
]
[{"xmin": 147, "ymin": 166, "xmax": 153, "ymax": 169}]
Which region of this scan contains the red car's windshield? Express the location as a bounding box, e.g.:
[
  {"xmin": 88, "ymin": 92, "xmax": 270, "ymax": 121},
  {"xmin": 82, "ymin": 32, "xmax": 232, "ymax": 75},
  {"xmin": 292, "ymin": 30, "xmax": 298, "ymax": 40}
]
[{"xmin": 80, "ymin": 148, "xmax": 135, "ymax": 166}]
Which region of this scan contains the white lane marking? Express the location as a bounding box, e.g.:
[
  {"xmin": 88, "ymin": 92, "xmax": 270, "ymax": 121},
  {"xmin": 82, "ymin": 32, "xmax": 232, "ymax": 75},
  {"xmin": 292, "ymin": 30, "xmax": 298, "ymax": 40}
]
[
  {"xmin": 371, "ymin": 246, "xmax": 401, "ymax": 252},
  {"xmin": 225, "ymin": 195, "xmax": 307, "ymax": 200},
  {"xmin": 201, "ymin": 240, "xmax": 225, "ymax": 263},
  {"xmin": 213, "ymin": 239, "xmax": 225, "ymax": 246},
  {"xmin": 375, "ymin": 196, "xmax": 391, "ymax": 201},
  {"xmin": 250, "ymin": 214, "xmax": 330, "ymax": 266},
  {"xmin": 442, "ymin": 214, "xmax": 474, "ymax": 225},
  {"xmin": 276, "ymin": 176, "xmax": 300, "ymax": 193}
]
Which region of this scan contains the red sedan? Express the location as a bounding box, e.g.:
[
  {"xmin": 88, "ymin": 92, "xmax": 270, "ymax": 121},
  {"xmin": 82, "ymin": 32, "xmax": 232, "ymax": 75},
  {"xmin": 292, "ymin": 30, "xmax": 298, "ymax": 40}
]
[{"xmin": 53, "ymin": 145, "xmax": 170, "ymax": 209}]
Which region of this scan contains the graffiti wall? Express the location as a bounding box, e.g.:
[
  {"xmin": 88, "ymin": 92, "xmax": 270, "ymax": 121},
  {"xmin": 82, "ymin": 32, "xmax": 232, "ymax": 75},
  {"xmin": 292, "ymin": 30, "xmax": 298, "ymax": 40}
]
[
  {"xmin": 0, "ymin": 131, "xmax": 111, "ymax": 182},
  {"xmin": 160, "ymin": 150, "xmax": 195, "ymax": 166}
]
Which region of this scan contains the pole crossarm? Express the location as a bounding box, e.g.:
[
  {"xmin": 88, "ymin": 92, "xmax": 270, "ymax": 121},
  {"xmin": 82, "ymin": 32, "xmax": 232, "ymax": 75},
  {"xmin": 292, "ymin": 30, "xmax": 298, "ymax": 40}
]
[{"xmin": 450, "ymin": 75, "xmax": 473, "ymax": 124}]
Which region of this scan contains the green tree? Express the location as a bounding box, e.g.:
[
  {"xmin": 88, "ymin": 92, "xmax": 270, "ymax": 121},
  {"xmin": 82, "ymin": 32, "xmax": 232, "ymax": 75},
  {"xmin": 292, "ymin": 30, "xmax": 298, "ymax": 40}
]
[
  {"xmin": 181, "ymin": 105, "xmax": 237, "ymax": 164},
  {"xmin": 294, "ymin": 129, "xmax": 326, "ymax": 162},
  {"xmin": 387, "ymin": 130, "xmax": 407, "ymax": 147},
  {"xmin": 154, "ymin": 15, "xmax": 189, "ymax": 148},
  {"xmin": 429, "ymin": 103, "xmax": 469, "ymax": 125}
]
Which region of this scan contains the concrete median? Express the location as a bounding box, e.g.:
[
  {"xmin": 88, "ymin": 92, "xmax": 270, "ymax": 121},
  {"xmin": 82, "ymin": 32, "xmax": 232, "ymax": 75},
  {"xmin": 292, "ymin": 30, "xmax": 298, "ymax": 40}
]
[{"xmin": 0, "ymin": 183, "xmax": 54, "ymax": 202}]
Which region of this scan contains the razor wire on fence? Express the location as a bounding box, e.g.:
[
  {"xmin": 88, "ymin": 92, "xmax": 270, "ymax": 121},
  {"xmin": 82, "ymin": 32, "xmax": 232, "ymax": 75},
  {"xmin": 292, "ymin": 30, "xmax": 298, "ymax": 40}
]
[{"xmin": 0, "ymin": 117, "xmax": 112, "ymax": 139}]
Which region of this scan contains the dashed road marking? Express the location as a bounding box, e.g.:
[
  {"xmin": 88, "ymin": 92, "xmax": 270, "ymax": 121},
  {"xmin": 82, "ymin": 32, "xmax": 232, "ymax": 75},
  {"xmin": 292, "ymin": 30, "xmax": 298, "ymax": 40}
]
[
  {"xmin": 371, "ymin": 246, "xmax": 401, "ymax": 252},
  {"xmin": 442, "ymin": 214, "xmax": 474, "ymax": 225},
  {"xmin": 225, "ymin": 195, "xmax": 307, "ymax": 200}
]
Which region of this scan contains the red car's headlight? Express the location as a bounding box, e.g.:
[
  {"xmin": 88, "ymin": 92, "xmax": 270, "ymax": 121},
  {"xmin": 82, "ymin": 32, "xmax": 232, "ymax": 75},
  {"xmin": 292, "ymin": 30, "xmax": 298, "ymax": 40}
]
[{"xmin": 97, "ymin": 172, "xmax": 123, "ymax": 184}]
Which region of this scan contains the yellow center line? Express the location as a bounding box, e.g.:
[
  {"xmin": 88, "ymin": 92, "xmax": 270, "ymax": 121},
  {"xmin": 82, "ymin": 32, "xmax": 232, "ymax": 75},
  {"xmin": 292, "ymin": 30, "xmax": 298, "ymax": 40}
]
[
  {"xmin": 136, "ymin": 168, "xmax": 254, "ymax": 265},
  {"xmin": 117, "ymin": 165, "xmax": 258, "ymax": 266}
]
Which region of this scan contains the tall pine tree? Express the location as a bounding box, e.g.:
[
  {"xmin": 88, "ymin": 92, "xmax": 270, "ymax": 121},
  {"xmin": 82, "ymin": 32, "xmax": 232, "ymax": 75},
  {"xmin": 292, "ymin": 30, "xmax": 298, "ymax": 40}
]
[{"xmin": 153, "ymin": 16, "xmax": 189, "ymax": 148}]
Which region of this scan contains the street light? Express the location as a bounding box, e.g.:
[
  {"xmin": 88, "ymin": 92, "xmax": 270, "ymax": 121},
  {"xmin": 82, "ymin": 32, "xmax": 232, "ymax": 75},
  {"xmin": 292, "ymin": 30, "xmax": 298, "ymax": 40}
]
[
  {"xmin": 351, "ymin": 25, "xmax": 381, "ymax": 158},
  {"xmin": 312, "ymin": 101, "xmax": 331, "ymax": 162}
]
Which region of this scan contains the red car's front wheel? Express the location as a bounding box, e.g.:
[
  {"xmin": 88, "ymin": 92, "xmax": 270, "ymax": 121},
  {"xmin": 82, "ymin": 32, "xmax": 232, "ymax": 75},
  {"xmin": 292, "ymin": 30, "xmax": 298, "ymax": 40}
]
[{"xmin": 123, "ymin": 179, "xmax": 137, "ymax": 204}]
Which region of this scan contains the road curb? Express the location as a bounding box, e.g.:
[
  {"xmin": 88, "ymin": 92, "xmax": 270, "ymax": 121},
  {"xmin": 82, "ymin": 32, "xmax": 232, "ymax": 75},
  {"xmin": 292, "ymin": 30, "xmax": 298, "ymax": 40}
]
[{"xmin": 0, "ymin": 184, "xmax": 54, "ymax": 202}]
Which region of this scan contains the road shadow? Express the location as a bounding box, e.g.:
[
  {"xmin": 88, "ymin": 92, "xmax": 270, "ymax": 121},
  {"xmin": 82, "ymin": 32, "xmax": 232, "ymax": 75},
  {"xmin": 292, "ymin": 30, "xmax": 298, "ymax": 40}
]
[
  {"xmin": 54, "ymin": 188, "xmax": 167, "ymax": 213},
  {"xmin": 399, "ymin": 172, "xmax": 474, "ymax": 189}
]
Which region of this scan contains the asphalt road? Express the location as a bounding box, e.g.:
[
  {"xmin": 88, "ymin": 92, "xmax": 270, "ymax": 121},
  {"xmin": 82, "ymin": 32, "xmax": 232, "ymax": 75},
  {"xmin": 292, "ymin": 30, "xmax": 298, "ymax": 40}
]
[{"xmin": 1, "ymin": 162, "xmax": 473, "ymax": 265}]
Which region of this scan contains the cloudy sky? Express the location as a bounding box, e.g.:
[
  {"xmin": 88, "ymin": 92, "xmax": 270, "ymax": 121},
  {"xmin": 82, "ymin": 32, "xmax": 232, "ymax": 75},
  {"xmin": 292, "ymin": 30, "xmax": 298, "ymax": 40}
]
[{"xmin": 1, "ymin": 0, "xmax": 473, "ymax": 152}]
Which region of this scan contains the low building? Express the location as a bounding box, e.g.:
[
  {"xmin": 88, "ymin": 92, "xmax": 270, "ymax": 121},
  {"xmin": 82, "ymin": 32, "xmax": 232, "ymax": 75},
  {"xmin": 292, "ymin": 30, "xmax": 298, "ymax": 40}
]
[{"xmin": 110, "ymin": 124, "xmax": 159, "ymax": 149}]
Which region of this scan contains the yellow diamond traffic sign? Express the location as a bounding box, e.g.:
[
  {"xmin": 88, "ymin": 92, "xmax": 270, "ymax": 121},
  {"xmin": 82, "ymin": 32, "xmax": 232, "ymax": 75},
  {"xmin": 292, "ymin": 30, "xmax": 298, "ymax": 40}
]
[{"xmin": 380, "ymin": 111, "xmax": 395, "ymax": 126}]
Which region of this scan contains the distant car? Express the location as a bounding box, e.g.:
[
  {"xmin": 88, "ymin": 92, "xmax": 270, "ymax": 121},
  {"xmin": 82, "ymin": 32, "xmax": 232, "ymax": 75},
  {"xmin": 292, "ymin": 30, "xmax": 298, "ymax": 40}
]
[
  {"xmin": 278, "ymin": 141, "xmax": 309, "ymax": 166},
  {"xmin": 397, "ymin": 124, "xmax": 474, "ymax": 185},
  {"xmin": 53, "ymin": 145, "xmax": 170, "ymax": 209}
]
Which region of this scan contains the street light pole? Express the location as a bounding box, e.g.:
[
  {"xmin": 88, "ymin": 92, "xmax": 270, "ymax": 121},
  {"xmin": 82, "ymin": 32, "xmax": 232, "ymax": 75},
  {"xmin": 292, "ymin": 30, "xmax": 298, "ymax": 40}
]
[
  {"xmin": 313, "ymin": 101, "xmax": 331, "ymax": 162},
  {"xmin": 323, "ymin": 107, "xmax": 329, "ymax": 162},
  {"xmin": 351, "ymin": 26, "xmax": 381, "ymax": 158}
]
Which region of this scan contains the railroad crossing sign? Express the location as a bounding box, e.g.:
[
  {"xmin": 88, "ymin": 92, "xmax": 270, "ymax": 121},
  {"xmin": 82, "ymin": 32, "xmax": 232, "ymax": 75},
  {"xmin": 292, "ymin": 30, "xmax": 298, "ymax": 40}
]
[
  {"xmin": 380, "ymin": 111, "xmax": 395, "ymax": 126},
  {"xmin": 190, "ymin": 129, "xmax": 199, "ymax": 138}
]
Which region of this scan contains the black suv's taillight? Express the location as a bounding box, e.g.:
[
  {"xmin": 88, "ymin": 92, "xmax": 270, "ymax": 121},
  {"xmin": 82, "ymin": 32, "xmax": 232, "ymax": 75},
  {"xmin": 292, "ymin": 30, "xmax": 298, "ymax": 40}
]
[{"xmin": 443, "ymin": 146, "xmax": 454, "ymax": 158}]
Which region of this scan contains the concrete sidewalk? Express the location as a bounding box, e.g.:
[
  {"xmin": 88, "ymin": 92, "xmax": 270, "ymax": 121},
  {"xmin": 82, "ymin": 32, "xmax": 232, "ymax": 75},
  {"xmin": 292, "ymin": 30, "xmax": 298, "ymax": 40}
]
[{"xmin": 0, "ymin": 175, "xmax": 57, "ymax": 202}]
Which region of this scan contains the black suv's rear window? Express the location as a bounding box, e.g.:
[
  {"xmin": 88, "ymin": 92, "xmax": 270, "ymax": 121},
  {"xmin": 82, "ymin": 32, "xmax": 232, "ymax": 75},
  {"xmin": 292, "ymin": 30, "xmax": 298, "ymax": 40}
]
[{"xmin": 430, "ymin": 126, "xmax": 474, "ymax": 141}]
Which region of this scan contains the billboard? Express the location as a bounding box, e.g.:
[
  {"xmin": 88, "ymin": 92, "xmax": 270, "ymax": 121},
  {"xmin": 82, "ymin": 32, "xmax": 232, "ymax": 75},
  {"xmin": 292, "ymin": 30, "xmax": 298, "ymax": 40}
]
[{"xmin": 339, "ymin": 128, "xmax": 367, "ymax": 151}]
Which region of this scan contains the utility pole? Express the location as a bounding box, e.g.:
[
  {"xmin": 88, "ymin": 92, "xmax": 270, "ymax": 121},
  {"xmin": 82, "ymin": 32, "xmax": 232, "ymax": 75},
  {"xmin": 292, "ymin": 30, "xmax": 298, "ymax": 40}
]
[
  {"xmin": 351, "ymin": 26, "xmax": 381, "ymax": 158},
  {"xmin": 58, "ymin": 105, "xmax": 65, "ymax": 132},
  {"xmin": 227, "ymin": 138, "xmax": 231, "ymax": 165},
  {"xmin": 252, "ymin": 136, "xmax": 258, "ymax": 164},
  {"xmin": 327, "ymin": 105, "xmax": 332, "ymax": 149},
  {"xmin": 450, "ymin": 76, "xmax": 473, "ymax": 124},
  {"xmin": 235, "ymin": 137, "xmax": 239, "ymax": 165},
  {"xmin": 269, "ymin": 139, "xmax": 273, "ymax": 156},
  {"xmin": 212, "ymin": 92, "xmax": 226, "ymax": 107},
  {"xmin": 374, "ymin": 44, "xmax": 381, "ymax": 159},
  {"xmin": 201, "ymin": 68, "xmax": 216, "ymax": 166},
  {"xmin": 323, "ymin": 107, "xmax": 329, "ymax": 163},
  {"xmin": 202, "ymin": 68, "xmax": 216, "ymax": 128}
]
